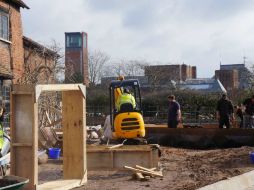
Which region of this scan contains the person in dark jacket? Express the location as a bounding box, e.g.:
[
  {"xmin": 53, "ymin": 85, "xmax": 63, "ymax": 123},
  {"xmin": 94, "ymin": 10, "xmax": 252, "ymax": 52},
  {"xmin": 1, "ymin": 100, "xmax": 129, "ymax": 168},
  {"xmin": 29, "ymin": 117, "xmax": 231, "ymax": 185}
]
[
  {"xmin": 235, "ymin": 105, "xmax": 243, "ymax": 128},
  {"xmin": 167, "ymin": 95, "xmax": 181, "ymax": 128},
  {"xmin": 242, "ymin": 95, "xmax": 254, "ymax": 128},
  {"xmin": 216, "ymin": 94, "xmax": 234, "ymax": 128}
]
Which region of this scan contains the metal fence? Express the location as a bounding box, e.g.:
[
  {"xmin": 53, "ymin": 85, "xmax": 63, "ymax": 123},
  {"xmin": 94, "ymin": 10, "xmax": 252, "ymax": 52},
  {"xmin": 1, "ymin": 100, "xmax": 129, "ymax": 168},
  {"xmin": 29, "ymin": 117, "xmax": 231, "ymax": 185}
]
[{"xmin": 86, "ymin": 105, "xmax": 218, "ymax": 125}]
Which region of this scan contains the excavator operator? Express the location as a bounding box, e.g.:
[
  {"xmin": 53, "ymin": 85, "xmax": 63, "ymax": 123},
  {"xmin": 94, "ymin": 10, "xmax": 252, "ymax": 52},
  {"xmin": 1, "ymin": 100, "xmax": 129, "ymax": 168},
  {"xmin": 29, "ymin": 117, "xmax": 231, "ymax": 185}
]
[{"xmin": 116, "ymin": 88, "xmax": 136, "ymax": 112}]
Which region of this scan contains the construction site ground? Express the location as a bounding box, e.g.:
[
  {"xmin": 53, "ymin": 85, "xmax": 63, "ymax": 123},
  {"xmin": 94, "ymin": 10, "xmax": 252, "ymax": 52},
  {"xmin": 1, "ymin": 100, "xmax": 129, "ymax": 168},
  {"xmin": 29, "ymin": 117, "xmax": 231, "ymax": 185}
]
[{"xmin": 38, "ymin": 146, "xmax": 254, "ymax": 190}]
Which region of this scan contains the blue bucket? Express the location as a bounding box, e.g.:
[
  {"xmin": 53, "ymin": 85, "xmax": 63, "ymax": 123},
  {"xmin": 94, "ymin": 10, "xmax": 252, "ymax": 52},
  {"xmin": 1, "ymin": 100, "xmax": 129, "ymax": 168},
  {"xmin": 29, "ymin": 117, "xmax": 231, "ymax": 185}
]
[
  {"xmin": 48, "ymin": 148, "xmax": 61, "ymax": 159},
  {"xmin": 250, "ymin": 152, "xmax": 254, "ymax": 164}
]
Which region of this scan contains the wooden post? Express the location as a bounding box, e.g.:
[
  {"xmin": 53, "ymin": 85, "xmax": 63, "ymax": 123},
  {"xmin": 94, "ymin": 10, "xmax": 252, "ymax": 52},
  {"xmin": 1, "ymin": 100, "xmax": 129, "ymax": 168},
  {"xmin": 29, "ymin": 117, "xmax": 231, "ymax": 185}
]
[
  {"xmin": 11, "ymin": 86, "xmax": 38, "ymax": 190},
  {"xmin": 62, "ymin": 90, "xmax": 86, "ymax": 180}
]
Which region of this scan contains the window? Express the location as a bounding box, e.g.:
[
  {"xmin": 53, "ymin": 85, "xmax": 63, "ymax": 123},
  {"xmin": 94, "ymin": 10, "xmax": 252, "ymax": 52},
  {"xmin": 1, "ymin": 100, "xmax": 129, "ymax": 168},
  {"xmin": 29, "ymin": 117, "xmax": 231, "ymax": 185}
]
[
  {"xmin": 0, "ymin": 81, "xmax": 11, "ymax": 128},
  {"xmin": 0, "ymin": 10, "xmax": 9, "ymax": 40},
  {"xmin": 66, "ymin": 34, "xmax": 81, "ymax": 48}
]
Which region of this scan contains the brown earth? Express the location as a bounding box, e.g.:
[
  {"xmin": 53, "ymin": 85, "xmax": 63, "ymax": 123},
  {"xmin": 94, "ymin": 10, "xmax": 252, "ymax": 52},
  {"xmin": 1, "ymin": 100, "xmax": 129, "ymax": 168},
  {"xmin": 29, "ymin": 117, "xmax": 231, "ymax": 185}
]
[{"xmin": 39, "ymin": 146, "xmax": 254, "ymax": 190}]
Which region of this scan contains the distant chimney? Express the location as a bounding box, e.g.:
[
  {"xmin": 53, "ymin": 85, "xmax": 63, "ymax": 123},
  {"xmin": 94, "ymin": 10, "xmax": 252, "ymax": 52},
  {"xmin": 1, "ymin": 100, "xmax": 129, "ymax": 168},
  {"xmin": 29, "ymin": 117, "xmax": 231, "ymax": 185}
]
[{"xmin": 192, "ymin": 66, "xmax": 197, "ymax": 79}]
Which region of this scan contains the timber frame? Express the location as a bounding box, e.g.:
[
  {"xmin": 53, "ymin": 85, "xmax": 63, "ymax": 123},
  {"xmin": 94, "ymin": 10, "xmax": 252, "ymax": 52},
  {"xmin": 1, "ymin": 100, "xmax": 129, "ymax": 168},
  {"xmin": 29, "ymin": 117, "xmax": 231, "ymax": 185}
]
[{"xmin": 10, "ymin": 84, "xmax": 87, "ymax": 190}]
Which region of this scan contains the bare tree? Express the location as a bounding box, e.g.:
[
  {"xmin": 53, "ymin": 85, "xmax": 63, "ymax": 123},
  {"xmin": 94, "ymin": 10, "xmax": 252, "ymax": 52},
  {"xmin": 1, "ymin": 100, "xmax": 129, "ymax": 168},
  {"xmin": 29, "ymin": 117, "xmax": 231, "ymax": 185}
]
[
  {"xmin": 104, "ymin": 59, "xmax": 148, "ymax": 78},
  {"xmin": 18, "ymin": 39, "xmax": 63, "ymax": 84},
  {"xmin": 88, "ymin": 50, "xmax": 110, "ymax": 86},
  {"xmin": 122, "ymin": 60, "xmax": 147, "ymax": 76}
]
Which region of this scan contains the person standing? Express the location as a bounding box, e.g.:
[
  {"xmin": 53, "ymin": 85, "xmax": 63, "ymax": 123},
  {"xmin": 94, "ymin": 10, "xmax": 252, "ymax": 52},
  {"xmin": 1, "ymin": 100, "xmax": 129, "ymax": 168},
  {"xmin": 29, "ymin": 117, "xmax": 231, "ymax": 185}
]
[
  {"xmin": 216, "ymin": 94, "xmax": 234, "ymax": 129},
  {"xmin": 0, "ymin": 106, "xmax": 4, "ymax": 156},
  {"xmin": 167, "ymin": 95, "xmax": 181, "ymax": 128},
  {"xmin": 235, "ymin": 105, "xmax": 243, "ymax": 128},
  {"xmin": 242, "ymin": 95, "xmax": 254, "ymax": 128}
]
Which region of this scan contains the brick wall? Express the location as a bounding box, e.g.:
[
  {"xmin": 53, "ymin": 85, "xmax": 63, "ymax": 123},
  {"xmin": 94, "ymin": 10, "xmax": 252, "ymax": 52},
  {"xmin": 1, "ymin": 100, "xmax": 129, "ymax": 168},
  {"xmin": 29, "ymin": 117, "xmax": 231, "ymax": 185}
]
[
  {"xmin": 215, "ymin": 69, "xmax": 239, "ymax": 90},
  {"xmin": 192, "ymin": 66, "xmax": 197, "ymax": 79},
  {"xmin": 144, "ymin": 64, "xmax": 197, "ymax": 85},
  {"xmin": 23, "ymin": 46, "xmax": 56, "ymax": 84},
  {"xmin": 0, "ymin": 1, "xmax": 24, "ymax": 83},
  {"xmin": 82, "ymin": 42, "xmax": 89, "ymax": 86},
  {"xmin": 0, "ymin": 42, "xmax": 11, "ymax": 72},
  {"xmin": 9, "ymin": 4, "xmax": 24, "ymax": 83}
]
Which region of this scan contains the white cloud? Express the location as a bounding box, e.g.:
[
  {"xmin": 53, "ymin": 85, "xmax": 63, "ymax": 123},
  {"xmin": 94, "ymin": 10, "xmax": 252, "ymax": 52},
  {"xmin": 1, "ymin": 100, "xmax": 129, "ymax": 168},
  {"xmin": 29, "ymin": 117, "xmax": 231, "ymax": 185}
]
[{"xmin": 22, "ymin": 0, "xmax": 254, "ymax": 77}]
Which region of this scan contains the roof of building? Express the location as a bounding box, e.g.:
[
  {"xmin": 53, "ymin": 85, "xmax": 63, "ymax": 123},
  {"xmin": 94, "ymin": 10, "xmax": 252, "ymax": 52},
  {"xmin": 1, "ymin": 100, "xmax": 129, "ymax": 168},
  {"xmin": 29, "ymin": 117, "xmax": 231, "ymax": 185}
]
[
  {"xmin": 0, "ymin": 65, "xmax": 12, "ymax": 79},
  {"xmin": 220, "ymin": 64, "xmax": 245, "ymax": 70},
  {"xmin": 178, "ymin": 78, "xmax": 226, "ymax": 93},
  {"xmin": 23, "ymin": 36, "xmax": 59, "ymax": 57},
  {"xmin": 110, "ymin": 79, "xmax": 140, "ymax": 88},
  {"xmin": 7, "ymin": 0, "xmax": 29, "ymax": 9},
  {"xmin": 101, "ymin": 76, "xmax": 148, "ymax": 86}
]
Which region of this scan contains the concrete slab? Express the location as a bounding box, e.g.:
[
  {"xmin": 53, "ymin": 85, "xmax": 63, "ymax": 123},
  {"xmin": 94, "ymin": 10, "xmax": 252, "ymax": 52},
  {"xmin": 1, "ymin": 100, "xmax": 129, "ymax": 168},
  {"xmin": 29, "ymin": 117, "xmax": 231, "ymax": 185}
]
[{"xmin": 198, "ymin": 170, "xmax": 254, "ymax": 190}]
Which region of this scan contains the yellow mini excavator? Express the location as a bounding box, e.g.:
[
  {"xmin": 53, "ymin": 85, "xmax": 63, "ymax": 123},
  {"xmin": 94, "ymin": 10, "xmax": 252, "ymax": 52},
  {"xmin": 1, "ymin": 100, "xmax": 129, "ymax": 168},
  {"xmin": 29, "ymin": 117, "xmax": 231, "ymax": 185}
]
[{"xmin": 109, "ymin": 77, "xmax": 145, "ymax": 140}]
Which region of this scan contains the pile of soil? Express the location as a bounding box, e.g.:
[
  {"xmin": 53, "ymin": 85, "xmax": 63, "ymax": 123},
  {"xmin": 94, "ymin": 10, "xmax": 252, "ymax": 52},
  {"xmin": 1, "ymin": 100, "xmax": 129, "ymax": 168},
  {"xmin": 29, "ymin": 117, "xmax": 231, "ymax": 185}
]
[{"xmin": 39, "ymin": 146, "xmax": 254, "ymax": 190}]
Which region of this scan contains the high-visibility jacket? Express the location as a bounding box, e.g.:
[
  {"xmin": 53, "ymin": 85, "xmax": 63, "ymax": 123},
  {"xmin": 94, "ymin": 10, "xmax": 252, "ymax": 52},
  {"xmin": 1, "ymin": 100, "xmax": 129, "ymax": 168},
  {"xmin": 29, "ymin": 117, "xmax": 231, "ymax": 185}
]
[
  {"xmin": 0, "ymin": 123, "xmax": 3, "ymax": 150},
  {"xmin": 116, "ymin": 93, "xmax": 136, "ymax": 111}
]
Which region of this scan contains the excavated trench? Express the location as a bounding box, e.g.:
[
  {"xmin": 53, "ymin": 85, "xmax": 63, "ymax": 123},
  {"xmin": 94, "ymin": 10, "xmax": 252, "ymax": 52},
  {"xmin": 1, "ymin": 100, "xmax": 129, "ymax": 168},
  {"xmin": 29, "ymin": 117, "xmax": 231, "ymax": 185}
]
[{"xmin": 145, "ymin": 127, "xmax": 254, "ymax": 149}]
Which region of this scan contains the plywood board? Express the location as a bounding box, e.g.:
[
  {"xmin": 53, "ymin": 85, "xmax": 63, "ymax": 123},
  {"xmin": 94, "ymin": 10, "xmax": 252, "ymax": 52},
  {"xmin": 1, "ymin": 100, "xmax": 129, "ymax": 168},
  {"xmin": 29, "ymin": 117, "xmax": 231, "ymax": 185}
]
[
  {"xmin": 10, "ymin": 92, "xmax": 38, "ymax": 190},
  {"xmin": 62, "ymin": 91, "xmax": 87, "ymax": 180},
  {"xmin": 38, "ymin": 179, "xmax": 83, "ymax": 190}
]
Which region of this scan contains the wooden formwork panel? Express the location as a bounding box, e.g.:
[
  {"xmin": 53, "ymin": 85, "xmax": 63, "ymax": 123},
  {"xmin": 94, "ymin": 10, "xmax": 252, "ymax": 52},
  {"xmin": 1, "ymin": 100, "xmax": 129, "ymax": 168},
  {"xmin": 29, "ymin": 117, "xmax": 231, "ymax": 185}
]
[
  {"xmin": 11, "ymin": 84, "xmax": 87, "ymax": 190},
  {"xmin": 11, "ymin": 91, "xmax": 38, "ymax": 190},
  {"xmin": 87, "ymin": 145, "xmax": 159, "ymax": 170},
  {"xmin": 62, "ymin": 91, "xmax": 87, "ymax": 180}
]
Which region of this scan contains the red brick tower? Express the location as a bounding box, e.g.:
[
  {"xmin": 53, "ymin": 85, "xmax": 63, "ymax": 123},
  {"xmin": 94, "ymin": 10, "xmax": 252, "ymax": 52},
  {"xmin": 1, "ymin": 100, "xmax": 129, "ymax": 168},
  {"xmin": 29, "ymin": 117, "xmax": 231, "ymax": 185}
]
[{"xmin": 65, "ymin": 32, "xmax": 89, "ymax": 86}]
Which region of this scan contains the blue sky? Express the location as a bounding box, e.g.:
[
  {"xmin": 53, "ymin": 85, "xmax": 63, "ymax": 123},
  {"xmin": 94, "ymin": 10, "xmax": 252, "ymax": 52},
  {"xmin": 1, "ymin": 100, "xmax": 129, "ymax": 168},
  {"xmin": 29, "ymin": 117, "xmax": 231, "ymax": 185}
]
[{"xmin": 22, "ymin": 0, "xmax": 254, "ymax": 77}]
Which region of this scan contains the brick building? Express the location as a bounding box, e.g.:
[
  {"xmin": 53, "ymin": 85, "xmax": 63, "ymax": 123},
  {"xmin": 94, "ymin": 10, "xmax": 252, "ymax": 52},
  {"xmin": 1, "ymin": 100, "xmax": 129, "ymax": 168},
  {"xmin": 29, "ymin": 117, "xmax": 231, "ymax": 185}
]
[
  {"xmin": 215, "ymin": 64, "xmax": 253, "ymax": 90},
  {"xmin": 0, "ymin": 0, "xmax": 29, "ymax": 82},
  {"xmin": 0, "ymin": 1, "xmax": 59, "ymax": 127},
  {"xmin": 0, "ymin": 0, "xmax": 29, "ymax": 127},
  {"xmin": 215, "ymin": 69, "xmax": 239, "ymax": 90},
  {"xmin": 65, "ymin": 32, "xmax": 89, "ymax": 86},
  {"xmin": 22, "ymin": 36, "xmax": 59, "ymax": 84},
  {"xmin": 144, "ymin": 64, "xmax": 196, "ymax": 86}
]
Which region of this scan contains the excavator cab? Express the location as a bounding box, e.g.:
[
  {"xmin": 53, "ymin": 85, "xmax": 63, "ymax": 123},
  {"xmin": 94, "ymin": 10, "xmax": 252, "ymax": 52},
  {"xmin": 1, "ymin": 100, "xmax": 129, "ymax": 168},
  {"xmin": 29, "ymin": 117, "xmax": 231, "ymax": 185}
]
[{"xmin": 109, "ymin": 78, "xmax": 145, "ymax": 139}]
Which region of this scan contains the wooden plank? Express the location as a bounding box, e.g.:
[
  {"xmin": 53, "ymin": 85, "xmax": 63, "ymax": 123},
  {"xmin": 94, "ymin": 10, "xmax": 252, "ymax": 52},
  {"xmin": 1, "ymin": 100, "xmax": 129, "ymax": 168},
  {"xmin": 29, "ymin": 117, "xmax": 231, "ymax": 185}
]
[
  {"xmin": 107, "ymin": 144, "xmax": 124, "ymax": 149},
  {"xmin": 45, "ymin": 111, "xmax": 52, "ymax": 124},
  {"xmin": 135, "ymin": 165, "xmax": 157, "ymax": 172},
  {"xmin": 124, "ymin": 166, "xmax": 163, "ymax": 177},
  {"xmin": 38, "ymin": 179, "xmax": 83, "ymax": 190},
  {"xmin": 10, "ymin": 92, "xmax": 38, "ymax": 190},
  {"xmin": 12, "ymin": 143, "xmax": 33, "ymax": 147},
  {"xmin": 37, "ymin": 84, "xmax": 83, "ymax": 92},
  {"xmin": 135, "ymin": 172, "xmax": 145, "ymax": 180},
  {"xmin": 62, "ymin": 91, "xmax": 86, "ymax": 180},
  {"xmin": 35, "ymin": 84, "xmax": 84, "ymax": 102},
  {"xmin": 45, "ymin": 118, "xmax": 62, "ymax": 128},
  {"xmin": 12, "ymin": 85, "xmax": 34, "ymax": 94},
  {"xmin": 88, "ymin": 145, "xmax": 152, "ymax": 152}
]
